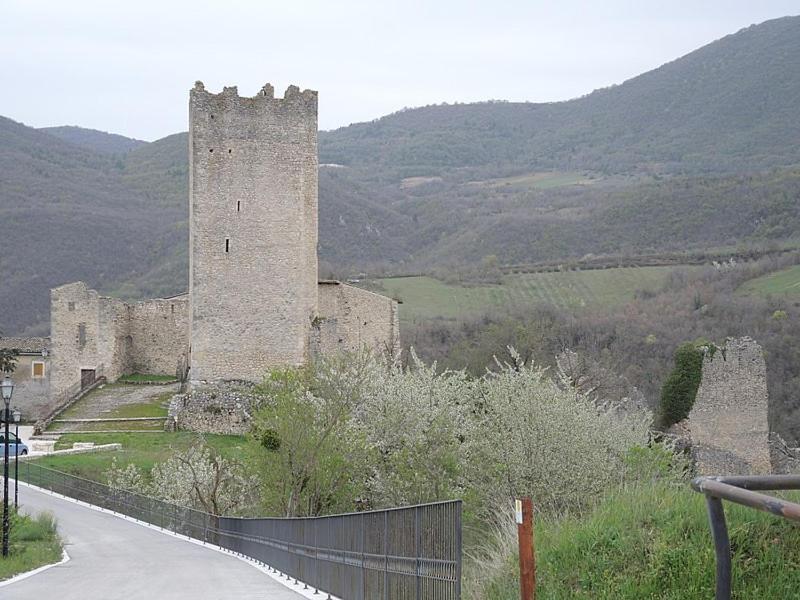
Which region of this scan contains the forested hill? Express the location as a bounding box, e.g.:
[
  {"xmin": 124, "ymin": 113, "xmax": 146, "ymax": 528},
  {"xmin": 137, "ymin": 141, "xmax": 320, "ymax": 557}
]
[
  {"xmin": 320, "ymin": 16, "xmax": 800, "ymax": 177},
  {"xmin": 2, "ymin": 15, "xmax": 800, "ymax": 335},
  {"xmin": 39, "ymin": 125, "xmax": 147, "ymax": 155}
]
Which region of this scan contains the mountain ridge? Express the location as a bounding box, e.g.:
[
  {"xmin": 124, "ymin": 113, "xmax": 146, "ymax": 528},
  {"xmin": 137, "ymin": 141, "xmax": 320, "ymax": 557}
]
[{"xmin": 2, "ymin": 15, "xmax": 800, "ymax": 334}]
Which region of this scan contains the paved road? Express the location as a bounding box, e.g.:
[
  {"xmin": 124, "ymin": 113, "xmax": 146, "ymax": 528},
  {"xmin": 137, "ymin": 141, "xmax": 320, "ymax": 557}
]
[{"xmin": 6, "ymin": 484, "xmax": 304, "ymax": 599}]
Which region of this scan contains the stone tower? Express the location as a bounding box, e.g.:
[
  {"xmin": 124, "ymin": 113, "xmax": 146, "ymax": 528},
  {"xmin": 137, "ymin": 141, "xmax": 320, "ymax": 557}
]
[{"xmin": 189, "ymin": 82, "xmax": 319, "ymax": 382}]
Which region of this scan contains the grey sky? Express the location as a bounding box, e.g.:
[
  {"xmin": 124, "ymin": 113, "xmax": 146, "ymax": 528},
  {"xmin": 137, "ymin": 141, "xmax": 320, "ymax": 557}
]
[{"xmin": 1, "ymin": 0, "xmax": 797, "ymax": 141}]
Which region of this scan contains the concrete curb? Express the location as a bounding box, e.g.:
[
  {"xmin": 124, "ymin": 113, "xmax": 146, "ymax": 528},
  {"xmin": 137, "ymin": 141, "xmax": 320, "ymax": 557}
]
[
  {"xmin": 10, "ymin": 480, "xmax": 339, "ymax": 599},
  {"xmin": 0, "ymin": 548, "xmax": 70, "ymax": 588}
]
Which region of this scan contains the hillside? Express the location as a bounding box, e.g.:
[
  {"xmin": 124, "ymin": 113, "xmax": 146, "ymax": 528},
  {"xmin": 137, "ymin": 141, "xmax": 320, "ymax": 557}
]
[
  {"xmin": 320, "ymin": 15, "xmax": 800, "ymax": 177},
  {"xmin": 0, "ymin": 116, "xmax": 186, "ymax": 335},
  {"xmin": 2, "ymin": 16, "xmax": 800, "ymax": 334},
  {"xmin": 39, "ymin": 125, "xmax": 146, "ymax": 155}
]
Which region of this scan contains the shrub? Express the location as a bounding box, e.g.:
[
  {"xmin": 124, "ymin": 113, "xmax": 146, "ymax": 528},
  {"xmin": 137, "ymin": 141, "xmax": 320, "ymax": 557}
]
[{"xmin": 657, "ymin": 342, "xmax": 705, "ymax": 428}]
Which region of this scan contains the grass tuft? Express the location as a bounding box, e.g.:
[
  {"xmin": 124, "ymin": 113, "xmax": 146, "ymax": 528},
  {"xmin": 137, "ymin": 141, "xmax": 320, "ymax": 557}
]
[
  {"xmin": 0, "ymin": 510, "xmax": 62, "ymax": 581},
  {"xmin": 471, "ymin": 482, "xmax": 800, "ymax": 599}
]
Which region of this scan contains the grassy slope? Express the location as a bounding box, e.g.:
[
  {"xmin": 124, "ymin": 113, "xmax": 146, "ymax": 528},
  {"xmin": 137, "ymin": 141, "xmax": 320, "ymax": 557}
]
[
  {"xmin": 0, "ymin": 511, "xmax": 62, "ymax": 581},
  {"xmin": 479, "ymin": 483, "xmax": 800, "ymax": 599},
  {"xmin": 738, "ymin": 264, "xmax": 800, "ymax": 297},
  {"xmin": 378, "ymin": 267, "xmax": 686, "ymax": 323},
  {"xmin": 32, "ymin": 432, "xmax": 246, "ymax": 481}
]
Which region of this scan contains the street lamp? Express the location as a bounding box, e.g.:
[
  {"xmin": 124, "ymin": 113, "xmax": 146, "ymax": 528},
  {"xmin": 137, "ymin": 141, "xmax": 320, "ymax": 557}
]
[
  {"xmin": 1, "ymin": 375, "xmax": 14, "ymax": 558},
  {"xmin": 13, "ymin": 408, "xmax": 21, "ymax": 510}
]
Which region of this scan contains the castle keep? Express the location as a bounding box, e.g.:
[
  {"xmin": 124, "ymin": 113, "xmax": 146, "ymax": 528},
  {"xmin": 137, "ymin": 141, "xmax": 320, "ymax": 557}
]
[{"xmin": 41, "ymin": 81, "xmax": 399, "ymax": 400}]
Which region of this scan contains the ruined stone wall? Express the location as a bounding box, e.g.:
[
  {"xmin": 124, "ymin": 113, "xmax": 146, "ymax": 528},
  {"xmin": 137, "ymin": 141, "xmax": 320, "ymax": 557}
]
[
  {"xmin": 314, "ymin": 282, "xmax": 400, "ymax": 357},
  {"xmin": 50, "ymin": 282, "xmax": 106, "ymax": 397},
  {"xmin": 129, "ymin": 296, "xmax": 189, "ymax": 376},
  {"xmin": 51, "ymin": 282, "xmax": 189, "ymax": 398},
  {"xmin": 689, "ymin": 337, "xmax": 771, "ymax": 475},
  {"xmin": 167, "ymin": 381, "xmax": 256, "ymax": 435},
  {"xmin": 189, "ymin": 82, "xmax": 319, "ymax": 382}
]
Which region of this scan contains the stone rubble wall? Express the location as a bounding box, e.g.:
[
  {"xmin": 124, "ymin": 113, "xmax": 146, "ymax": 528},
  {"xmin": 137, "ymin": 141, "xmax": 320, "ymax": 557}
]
[
  {"xmin": 167, "ymin": 381, "xmax": 257, "ymax": 435},
  {"xmin": 689, "ymin": 337, "xmax": 771, "ymax": 475}
]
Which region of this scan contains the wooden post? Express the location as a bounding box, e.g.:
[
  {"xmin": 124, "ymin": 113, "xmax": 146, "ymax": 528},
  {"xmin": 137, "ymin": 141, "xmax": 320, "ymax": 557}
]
[{"xmin": 516, "ymin": 497, "xmax": 535, "ymax": 600}]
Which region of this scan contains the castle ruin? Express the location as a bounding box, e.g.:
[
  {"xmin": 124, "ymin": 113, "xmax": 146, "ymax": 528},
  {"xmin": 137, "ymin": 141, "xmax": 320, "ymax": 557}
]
[
  {"xmin": 688, "ymin": 337, "xmax": 771, "ymax": 475},
  {"xmin": 44, "ymin": 81, "xmax": 399, "ymax": 401}
]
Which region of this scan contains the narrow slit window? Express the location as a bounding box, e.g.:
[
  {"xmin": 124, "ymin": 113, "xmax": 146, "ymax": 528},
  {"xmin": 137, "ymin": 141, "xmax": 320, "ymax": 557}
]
[
  {"xmin": 237, "ymin": 201, "xmax": 241, "ymax": 212},
  {"xmin": 78, "ymin": 324, "xmax": 86, "ymax": 348},
  {"xmin": 225, "ymin": 238, "xmax": 230, "ymax": 253}
]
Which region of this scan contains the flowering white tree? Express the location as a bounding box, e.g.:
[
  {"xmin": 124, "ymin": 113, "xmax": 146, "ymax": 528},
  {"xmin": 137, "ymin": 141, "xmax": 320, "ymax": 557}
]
[
  {"xmin": 354, "ymin": 350, "xmax": 470, "ymax": 507},
  {"xmin": 107, "ymin": 441, "xmax": 258, "ymax": 516},
  {"xmin": 465, "ymin": 349, "xmax": 652, "ymax": 515}
]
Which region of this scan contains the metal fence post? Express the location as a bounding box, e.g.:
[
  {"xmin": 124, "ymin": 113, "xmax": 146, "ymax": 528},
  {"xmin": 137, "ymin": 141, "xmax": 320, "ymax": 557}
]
[
  {"xmin": 384, "ymin": 510, "xmax": 389, "ymax": 600},
  {"xmin": 706, "ymin": 496, "xmax": 731, "ymax": 600},
  {"xmin": 415, "ymin": 505, "xmax": 421, "ymax": 600}
]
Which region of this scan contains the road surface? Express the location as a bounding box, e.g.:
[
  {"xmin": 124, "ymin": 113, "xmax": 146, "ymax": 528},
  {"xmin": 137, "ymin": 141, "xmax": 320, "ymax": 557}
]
[{"xmin": 6, "ymin": 484, "xmax": 304, "ymax": 599}]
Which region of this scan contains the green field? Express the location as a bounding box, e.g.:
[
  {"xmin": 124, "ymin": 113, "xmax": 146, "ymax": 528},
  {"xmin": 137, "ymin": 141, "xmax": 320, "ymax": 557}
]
[
  {"xmin": 32, "ymin": 432, "xmax": 246, "ymax": 482},
  {"xmin": 468, "ymin": 171, "xmax": 595, "ymax": 190},
  {"xmin": 377, "ymin": 267, "xmax": 686, "ymax": 323},
  {"xmin": 738, "ymin": 264, "xmax": 800, "ymax": 297}
]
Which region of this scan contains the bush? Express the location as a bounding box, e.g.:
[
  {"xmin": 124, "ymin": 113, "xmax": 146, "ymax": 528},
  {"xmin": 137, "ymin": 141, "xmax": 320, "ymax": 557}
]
[
  {"xmin": 657, "ymin": 342, "xmax": 705, "ymax": 428},
  {"xmin": 245, "ymin": 349, "xmax": 653, "ymax": 526}
]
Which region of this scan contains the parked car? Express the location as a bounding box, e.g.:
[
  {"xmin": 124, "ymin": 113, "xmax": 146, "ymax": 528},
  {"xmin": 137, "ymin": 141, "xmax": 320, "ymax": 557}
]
[{"xmin": 0, "ymin": 431, "xmax": 29, "ymax": 456}]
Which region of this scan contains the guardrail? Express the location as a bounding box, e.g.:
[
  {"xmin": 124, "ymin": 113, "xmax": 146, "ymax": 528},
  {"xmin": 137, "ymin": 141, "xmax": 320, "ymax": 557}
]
[
  {"xmin": 15, "ymin": 461, "xmax": 462, "ymax": 599},
  {"xmin": 691, "ymin": 474, "xmax": 800, "ymax": 600}
]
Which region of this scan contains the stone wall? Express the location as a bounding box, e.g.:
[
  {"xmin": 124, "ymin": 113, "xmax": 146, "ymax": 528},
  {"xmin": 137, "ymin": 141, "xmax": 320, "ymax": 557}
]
[
  {"xmin": 689, "ymin": 337, "xmax": 771, "ymax": 475},
  {"xmin": 314, "ymin": 281, "xmax": 400, "ymax": 357},
  {"xmin": 129, "ymin": 296, "xmax": 189, "ymax": 376},
  {"xmin": 0, "ymin": 337, "xmax": 51, "ymax": 421},
  {"xmin": 189, "ymin": 82, "xmax": 319, "ymax": 382},
  {"xmin": 50, "ymin": 282, "xmax": 189, "ymax": 398},
  {"xmin": 167, "ymin": 381, "xmax": 256, "ymax": 435}
]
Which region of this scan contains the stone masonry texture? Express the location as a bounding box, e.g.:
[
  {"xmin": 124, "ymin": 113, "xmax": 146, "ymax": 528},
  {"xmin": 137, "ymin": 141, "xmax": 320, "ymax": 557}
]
[
  {"xmin": 689, "ymin": 337, "xmax": 771, "ymax": 475},
  {"xmin": 314, "ymin": 281, "xmax": 400, "ymax": 358},
  {"xmin": 50, "ymin": 282, "xmax": 189, "ymax": 398},
  {"xmin": 189, "ymin": 82, "xmax": 319, "ymax": 382}
]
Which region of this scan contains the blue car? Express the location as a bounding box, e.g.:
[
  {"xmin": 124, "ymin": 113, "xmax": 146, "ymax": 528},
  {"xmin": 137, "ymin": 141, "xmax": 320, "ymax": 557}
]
[{"xmin": 0, "ymin": 431, "xmax": 29, "ymax": 456}]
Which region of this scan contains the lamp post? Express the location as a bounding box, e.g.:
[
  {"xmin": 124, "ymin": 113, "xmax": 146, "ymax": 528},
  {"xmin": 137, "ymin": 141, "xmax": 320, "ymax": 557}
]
[
  {"xmin": 13, "ymin": 408, "xmax": 21, "ymax": 509},
  {"xmin": 1, "ymin": 376, "xmax": 14, "ymax": 558}
]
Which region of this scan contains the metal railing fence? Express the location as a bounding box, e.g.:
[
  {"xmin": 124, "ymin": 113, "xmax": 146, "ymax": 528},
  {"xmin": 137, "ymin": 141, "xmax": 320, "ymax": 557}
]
[
  {"xmin": 692, "ymin": 474, "xmax": 800, "ymax": 600},
  {"xmin": 15, "ymin": 461, "xmax": 462, "ymax": 599}
]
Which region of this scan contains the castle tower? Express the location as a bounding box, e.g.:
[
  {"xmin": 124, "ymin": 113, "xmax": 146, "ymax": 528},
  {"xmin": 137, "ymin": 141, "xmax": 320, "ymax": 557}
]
[{"xmin": 189, "ymin": 82, "xmax": 319, "ymax": 382}]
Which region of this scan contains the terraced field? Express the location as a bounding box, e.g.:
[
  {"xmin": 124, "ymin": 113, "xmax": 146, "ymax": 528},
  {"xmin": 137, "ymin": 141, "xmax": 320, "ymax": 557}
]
[
  {"xmin": 738, "ymin": 265, "xmax": 800, "ymax": 298},
  {"xmin": 377, "ymin": 266, "xmax": 689, "ymax": 324}
]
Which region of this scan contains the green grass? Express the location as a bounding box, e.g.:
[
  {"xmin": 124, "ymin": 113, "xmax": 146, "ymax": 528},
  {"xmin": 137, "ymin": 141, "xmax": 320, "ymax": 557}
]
[
  {"xmin": 738, "ymin": 265, "xmax": 800, "ymax": 298},
  {"xmin": 476, "ymin": 483, "xmax": 800, "ymax": 599},
  {"xmin": 117, "ymin": 373, "xmax": 176, "ymax": 383},
  {"xmin": 0, "ymin": 511, "xmax": 62, "ymax": 581},
  {"xmin": 53, "ymin": 387, "xmax": 171, "ymax": 428},
  {"xmin": 378, "ymin": 267, "xmax": 685, "ymax": 324},
  {"xmin": 31, "ymin": 432, "xmax": 247, "ymax": 482},
  {"xmin": 103, "ymin": 391, "xmax": 171, "ymax": 419}
]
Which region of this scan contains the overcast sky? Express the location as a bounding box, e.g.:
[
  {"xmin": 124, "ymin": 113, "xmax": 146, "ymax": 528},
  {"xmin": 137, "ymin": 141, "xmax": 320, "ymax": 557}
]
[{"xmin": 1, "ymin": 1, "xmax": 797, "ymax": 141}]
